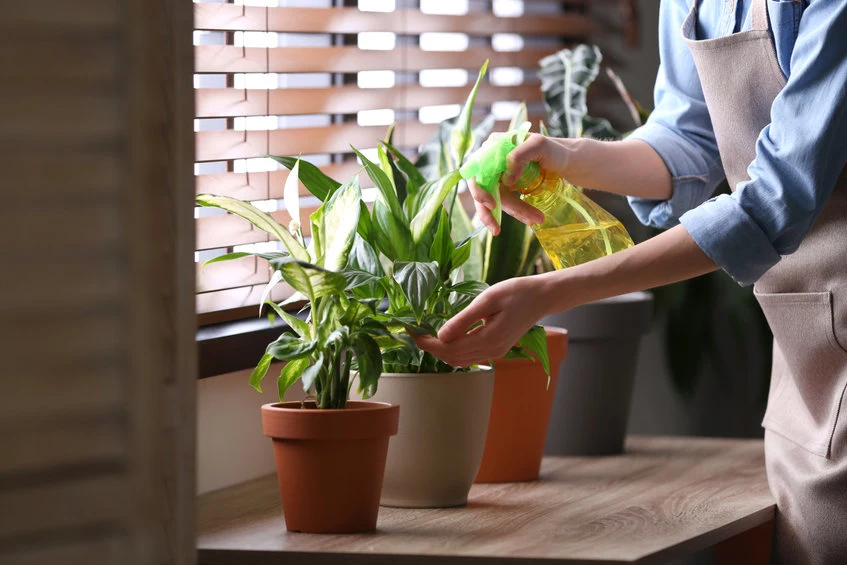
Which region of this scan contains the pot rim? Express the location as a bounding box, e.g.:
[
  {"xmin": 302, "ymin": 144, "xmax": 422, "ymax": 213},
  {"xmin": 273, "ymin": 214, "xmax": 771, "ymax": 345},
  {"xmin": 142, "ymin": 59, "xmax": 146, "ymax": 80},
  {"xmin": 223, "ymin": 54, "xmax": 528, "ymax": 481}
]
[
  {"xmin": 261, "ymin": 400, "xmax": 400, "ymax": 440},
  {"xmin": 376, "ymin": 365, "xmax": 494, "ymax": 379}
]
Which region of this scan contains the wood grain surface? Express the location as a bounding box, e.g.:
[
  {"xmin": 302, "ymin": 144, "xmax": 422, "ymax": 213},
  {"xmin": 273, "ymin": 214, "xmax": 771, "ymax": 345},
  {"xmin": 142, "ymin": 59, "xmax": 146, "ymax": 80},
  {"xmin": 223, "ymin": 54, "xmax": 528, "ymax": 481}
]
[{"xmin": 197, "ymin": 436, "xmax": 774, "ymax": 565}]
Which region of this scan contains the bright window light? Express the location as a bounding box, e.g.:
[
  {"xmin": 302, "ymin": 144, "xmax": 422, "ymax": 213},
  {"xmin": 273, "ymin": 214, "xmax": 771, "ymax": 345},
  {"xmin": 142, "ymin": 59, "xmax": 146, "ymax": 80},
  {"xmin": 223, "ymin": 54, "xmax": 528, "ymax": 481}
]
[
  {"xmin": 356, "ymin": 148, "xmax": 381, "ymax": 165},
  {"xmin": 420, "ymin": 69, "xmax": 468, "ymax": 87},
  {"xmin": 247, "ymin": 199, "xmax": 279, "ymax": 213},
  {"xmin": 492, "ymin": 33, "xmax": 524, "ymax": 52},
  {"xmin": 493, "ymin": 0, "xmax": 524, "ymax": 17},
  {"xmin": 234, "ymin": 158, "xmax": 278, "ymax": 174},
  {"xmin": 361, "ymin": 187, "xmax": 379, "ymax": 203},
  {"xmin": 234, "ymin": 73, "xmax": 279, "ymax": 90},
  {"xmin": 358, "ymin": 109, "xmax": 396, "ymax": 127},
  {"xmin": 358, "ymin": 70, "xmax": 396, "ymax": 89},
  {"xmin": 233, "ymin": 116, "xmax": 278, "ymax": 131},
  {"xmin": 358, "ymin": 32, "xmax": 396, "ymax": 51},
  {"xmin": 421, "ymin": 0, "xmax": 467, "ymax": 15},
  {"xmin": 234, "ymin": 31, "xmax": 279, "ymax": 48},
  {"xmin": 419, "ymin": 104, "xmax": 461, "ymax": 124},
  {"xmin": 359, "ymin": 0, "xmax": 395, "ymax": 12},
  {"xmin": 419, "ymin": 32, "xmax": 469, "ymax": 52},
  {"xmin": 492, "ymin": 101, "xmax": 522, "ymax": 120},
  {"xmin": 490, "ymin": 67, "xmax": 524, "ymax": 86}
]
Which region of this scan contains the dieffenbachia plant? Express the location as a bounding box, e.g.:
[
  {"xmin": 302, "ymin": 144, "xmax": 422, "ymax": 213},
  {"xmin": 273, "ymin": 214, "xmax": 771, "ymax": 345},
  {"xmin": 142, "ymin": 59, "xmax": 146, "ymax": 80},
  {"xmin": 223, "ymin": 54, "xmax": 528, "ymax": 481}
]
[{"xmin": 197, "ymin": 62, "xmax": 550, "ymax": 406}]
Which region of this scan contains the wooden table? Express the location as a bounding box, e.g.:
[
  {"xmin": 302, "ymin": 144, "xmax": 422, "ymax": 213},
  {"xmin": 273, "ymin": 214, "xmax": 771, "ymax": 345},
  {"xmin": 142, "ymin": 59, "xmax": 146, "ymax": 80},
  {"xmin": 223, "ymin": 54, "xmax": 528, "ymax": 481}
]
[{"xmin": 198, "ymin": 436, "xmax": 775, "ymax": 565}]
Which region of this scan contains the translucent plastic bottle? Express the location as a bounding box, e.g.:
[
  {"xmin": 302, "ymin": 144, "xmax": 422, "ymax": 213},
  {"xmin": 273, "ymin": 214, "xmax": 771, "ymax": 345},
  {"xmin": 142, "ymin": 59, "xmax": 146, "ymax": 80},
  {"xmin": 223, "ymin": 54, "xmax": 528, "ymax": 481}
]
[{"xmin": 512, "ymin": 162, "xmax": 634, "ymax": 270}]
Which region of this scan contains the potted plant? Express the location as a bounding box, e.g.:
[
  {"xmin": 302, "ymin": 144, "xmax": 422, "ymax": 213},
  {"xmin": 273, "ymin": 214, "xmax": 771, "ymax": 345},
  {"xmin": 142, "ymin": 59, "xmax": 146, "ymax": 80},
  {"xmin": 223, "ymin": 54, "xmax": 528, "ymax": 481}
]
[
  {"xmin": 196, "ymin": 165, "xmax": 401, "ymax": 533},
  {"xmin": 536, "ymin": 44, "xmax": 654, "ymax": 456},
  {"xmin": 420, "ymin": 98, "xmax": 570, "ymax": 483},
  {"xmin": 270, "ymin": 63, "xmax": 549, "ymax": 507}
]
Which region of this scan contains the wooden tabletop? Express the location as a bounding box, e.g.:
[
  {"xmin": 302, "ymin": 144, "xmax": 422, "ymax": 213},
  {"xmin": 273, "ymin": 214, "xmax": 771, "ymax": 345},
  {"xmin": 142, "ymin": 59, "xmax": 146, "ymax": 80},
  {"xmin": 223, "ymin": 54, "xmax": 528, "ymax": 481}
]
[{"xmin": 197, "ymin": 436, "xmax": 774, "ymax": 565}]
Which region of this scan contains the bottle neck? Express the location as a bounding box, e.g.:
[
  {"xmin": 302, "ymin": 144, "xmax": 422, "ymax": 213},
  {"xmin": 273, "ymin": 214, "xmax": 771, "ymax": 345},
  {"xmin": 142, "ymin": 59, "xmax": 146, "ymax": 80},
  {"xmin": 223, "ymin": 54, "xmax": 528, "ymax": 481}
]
[{"xmin": 513, "ymin": 161, "xmax": 544, "ymax": 194}]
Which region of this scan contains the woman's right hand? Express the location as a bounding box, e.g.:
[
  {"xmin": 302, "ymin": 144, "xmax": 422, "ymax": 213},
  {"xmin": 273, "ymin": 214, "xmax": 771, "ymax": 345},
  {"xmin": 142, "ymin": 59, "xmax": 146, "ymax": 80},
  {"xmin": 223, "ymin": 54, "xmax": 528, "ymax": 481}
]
[{"xmin": 468, "ymin": 133, "xmax": 575, "ymax": 235}]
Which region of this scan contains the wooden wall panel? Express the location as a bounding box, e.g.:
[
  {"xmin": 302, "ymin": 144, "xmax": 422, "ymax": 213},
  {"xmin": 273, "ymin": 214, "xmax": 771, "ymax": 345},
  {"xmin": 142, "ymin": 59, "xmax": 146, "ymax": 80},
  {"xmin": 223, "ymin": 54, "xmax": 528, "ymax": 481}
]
[{"xmin": 0, "ymin": 1, "xmax": 195, "ymax": 564}]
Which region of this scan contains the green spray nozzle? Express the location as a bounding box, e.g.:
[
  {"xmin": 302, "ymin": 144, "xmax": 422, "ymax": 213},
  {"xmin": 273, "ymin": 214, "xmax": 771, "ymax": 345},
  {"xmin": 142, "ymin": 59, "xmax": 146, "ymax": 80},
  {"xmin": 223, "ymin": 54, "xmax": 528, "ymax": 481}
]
[{"xmin": 459, "ymin": 122, "xmax": 537, "ymax": 226}]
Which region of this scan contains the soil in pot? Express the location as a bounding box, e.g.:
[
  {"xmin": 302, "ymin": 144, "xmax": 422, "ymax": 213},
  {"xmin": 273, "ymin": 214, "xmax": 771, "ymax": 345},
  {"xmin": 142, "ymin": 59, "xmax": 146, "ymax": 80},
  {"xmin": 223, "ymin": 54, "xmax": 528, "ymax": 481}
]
[
  {"xmin": 262, "ymin": 400, "xmax": 399, "ymax": 533},
  {"xmin": 366, "ymin": 368, "xmax": 495, "ymax": 508},
  {"xmin": 475, "ymin": 327, "xmax": 569, "ymax": 483}
]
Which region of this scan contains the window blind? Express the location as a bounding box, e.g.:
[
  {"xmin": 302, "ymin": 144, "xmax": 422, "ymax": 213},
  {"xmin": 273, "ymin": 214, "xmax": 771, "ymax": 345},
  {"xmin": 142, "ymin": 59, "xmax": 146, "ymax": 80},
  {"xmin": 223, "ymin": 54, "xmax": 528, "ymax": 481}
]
[{"xmin": 194, "ymin": 0, "xmax": 596, "ymax": 324}]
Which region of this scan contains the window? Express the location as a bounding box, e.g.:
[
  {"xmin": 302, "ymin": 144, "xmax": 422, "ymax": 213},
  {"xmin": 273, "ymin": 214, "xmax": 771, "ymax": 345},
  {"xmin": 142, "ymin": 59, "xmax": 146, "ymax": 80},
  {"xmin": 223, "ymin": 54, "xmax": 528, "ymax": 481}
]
[{"xmin": 193, "ymin": 0, "xmax": 594, "ymax": 325}]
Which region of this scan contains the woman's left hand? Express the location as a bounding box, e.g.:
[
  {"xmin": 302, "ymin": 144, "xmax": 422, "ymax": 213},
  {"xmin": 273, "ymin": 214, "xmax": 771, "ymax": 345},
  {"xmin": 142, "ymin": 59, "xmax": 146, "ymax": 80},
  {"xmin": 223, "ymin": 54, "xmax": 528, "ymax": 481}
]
[{"xmin": 413, "ymin": 277, "xmax": 553, "ymax": 367}]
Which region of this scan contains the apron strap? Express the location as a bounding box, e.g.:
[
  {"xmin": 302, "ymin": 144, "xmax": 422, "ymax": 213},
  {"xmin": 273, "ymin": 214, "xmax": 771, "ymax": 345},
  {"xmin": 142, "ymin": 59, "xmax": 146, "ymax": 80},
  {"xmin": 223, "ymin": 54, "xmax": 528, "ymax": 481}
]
[{"xmin": 751, "ymin": 0, "xmax": 769, "ymax": 32}]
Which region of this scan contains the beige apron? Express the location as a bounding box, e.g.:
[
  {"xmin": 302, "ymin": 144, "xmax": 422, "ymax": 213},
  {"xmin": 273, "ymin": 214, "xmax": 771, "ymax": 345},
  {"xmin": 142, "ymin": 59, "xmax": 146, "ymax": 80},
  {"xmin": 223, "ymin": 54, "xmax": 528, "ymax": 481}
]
[{"xmin": 682, "ymin": 0, "xmax": 847, "ymax": 562}]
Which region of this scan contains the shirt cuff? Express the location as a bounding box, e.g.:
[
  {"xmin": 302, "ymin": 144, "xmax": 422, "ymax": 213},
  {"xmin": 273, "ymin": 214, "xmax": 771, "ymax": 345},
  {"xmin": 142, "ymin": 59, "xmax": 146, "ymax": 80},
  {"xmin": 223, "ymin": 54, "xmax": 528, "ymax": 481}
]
[
  {"xmin": 679, "ymin": 194, "xmax": 782, "ymax": 286},
  {"xmin": 626, "ymin": 122, "xmax": 713, "ymax": 229}
]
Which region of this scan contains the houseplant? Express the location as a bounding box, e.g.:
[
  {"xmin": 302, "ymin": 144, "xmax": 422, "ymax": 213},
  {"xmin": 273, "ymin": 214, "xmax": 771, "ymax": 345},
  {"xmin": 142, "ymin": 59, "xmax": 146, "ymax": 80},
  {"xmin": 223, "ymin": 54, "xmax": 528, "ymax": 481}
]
[
  {"xmin": 203, "ymin": 61, "xmax": 550, "ymax": 510},
  {"xmin": 197, "ymin": 166, "xmax": 401, "ymax": 533},
  {"xmin": 428, "ymin": 101, "xmax": 570, "ymax": 483},
  {"xmin": 535, "ymin": 44, "xmax": 654, "ymax": 456}
]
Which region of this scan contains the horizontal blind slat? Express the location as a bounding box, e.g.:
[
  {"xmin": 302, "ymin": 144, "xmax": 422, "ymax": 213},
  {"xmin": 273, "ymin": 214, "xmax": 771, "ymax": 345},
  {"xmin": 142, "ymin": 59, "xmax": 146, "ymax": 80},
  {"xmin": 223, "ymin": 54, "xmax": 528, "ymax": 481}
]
[
  {"xmin": 196, "ymin": 46, "xmax": 557, "ymax": 74},
  {"xmin": 197, "ymin": 282, "xmax": 296, "ymax": 316},
  {"xmin": 196, "ymin": 208, "xmax": 319, "ymax": 250},
  {"xmin": 196, "ymin": 118, "xmax": 533, "ymax": 162},
  {"xmin": 196, "ymin": 84, "xmax": 542, "ymax": 118},
  {"xmin": 195, "ymin": 5, "xmax": 593, "ymax": 36},
  {"xmin": 195, "ymin": 163, "xmax": 370, "ymax": 199}
]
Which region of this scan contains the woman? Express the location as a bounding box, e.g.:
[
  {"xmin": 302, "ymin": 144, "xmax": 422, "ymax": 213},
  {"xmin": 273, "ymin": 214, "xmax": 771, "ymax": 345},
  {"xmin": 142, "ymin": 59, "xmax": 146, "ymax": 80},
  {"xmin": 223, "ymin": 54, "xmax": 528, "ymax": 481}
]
[{"xmin": 415, "ymin": 1, "xmax": 847, "ymax": 562}]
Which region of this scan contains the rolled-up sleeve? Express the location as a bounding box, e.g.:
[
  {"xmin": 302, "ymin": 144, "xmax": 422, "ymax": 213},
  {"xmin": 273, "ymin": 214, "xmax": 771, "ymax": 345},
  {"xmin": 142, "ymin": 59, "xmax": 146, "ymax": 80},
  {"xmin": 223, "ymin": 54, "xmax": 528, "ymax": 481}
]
[
  {"xmin": 678, "ymin": 0, "xmax": 847, "ymax": 285},
  {"xmin": 627, "ymin": 0, "xmax": 725, "ymax": 229}
]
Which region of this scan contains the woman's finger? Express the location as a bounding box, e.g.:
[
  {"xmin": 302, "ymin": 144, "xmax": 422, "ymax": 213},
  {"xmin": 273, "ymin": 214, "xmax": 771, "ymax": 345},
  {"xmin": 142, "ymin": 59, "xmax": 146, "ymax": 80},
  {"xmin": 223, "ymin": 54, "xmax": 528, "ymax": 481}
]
[
  {"xmin": 437, "ymin": 290, "xmax": 503, "ymax": 343},
  {"xmin": 501, "ymin": 190, "xmax": 545, "ymax": 225},
  {"xmin": 468, "ymin": 177, "xmax": 495, "ymax": 211},
  {"xmin": 503, "ymin": 133, "xmax": 547, "ymax": 186}
]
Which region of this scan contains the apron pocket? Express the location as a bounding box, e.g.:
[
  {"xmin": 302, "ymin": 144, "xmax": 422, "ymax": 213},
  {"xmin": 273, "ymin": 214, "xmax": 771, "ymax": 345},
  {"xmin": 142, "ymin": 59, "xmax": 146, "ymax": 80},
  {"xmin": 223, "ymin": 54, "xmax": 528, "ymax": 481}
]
[{"xmin": 756, "ymin": 291, "xmax": 847, "ymax": 458}]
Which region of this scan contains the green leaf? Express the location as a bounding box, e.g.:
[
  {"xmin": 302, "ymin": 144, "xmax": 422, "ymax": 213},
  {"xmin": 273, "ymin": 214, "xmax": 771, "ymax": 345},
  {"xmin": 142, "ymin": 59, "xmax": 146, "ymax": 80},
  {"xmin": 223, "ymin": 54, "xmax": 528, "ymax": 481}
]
[
  {"xmin": 539, "ymin": 44, "xmax": 603, "ymax": 139},
  {"xmin": 269, "ymin": 155, "xmax": 340, "ymax": 202},
  {"xmin": 275, "ymin": 259, "xmax": 346, "ymax": 302},
  {"xmin": 196, "ymin": 194, "xmax": 310, "ymax": 262},
  {"xmin": 483, "ymin": 213, "xmax": 538, "ymax": 285},
  {"xmin": 539, "ymin": 120, "xmax": 550, "ymax": 137},
  {"xmin": 249, "ymin": 353, "xmax": 274, "ymax": 393},
  {"xmin": 430, "ymin": 208, "xmax": 453, "ymax": 272},
  {"xmin": 410, "ymin": 170, "xmax": 462, "ymax": 243},
  {"xmin": 301, "ymin": 352, "xmax": 324, "ymax": 393},
  {"xmin": 353, "ymin": 333, "xmax": 382, "ymax": 399},
  {"xmin": 508, "ymin": 101, "xmax": 528, "ymax": 132},
  {"xmin": 263, "ymin": 300, "xmax": 311, "ymax": 339},
  {"xmin": 348, "ymin": 234, "xmax": 384, "ymax": 277},
  {"xmin": 452, "ymin": 238, "xmax": 472, "ymax": 271},
  {"xmin": 517, "ymin": 325, "xmax": 551, "ymax": 381},
  {"xmin": 259, "ymin": 270, "xmax": 283, "ymax": 317},
  {"xmin": 202, "ymin": 251, "xmax": 252, "ymax": 267},
  {"xmin": 351, "ymin": 146, "xmax": 404, "ymax": 221},
  {"xmin": 450, "ymin": 59, "xmax": 488, "ymax": 165},
  {"xmin": 450, "ymin": 280, "xmax": 489, "ymax": 296},
  {"xmin": 357, "ymin": 200, "xmax": 374, "ymax": 242},
  {"xmin": 581, "ymin": 115, "xmax": 623, "ymax": 140},
  {"xmin": 344, "ymin": 269, "xmax": 382, "ymax": 290},
  {"xmin": 266, "ymin": 333, "xmax": 316, "ymax": 361},
  {"xmin": 277, "ymin": 357, "xmax": 310, "ymax": 401},
  {"xmin": 393, "ymin": 261, "xmax": 439, "ymax": 322},
  {"xmin": 322, "ymin": 176, "xmax": 361, "ymax": 271},
  {"xmin": 283, "ymin": 157, "xmax": 302, "ymax": 232},
  {"xmin": 382, "ymin": 141, "xmax": 427, "ymax": 194},
  {"xmin": 373, "ymin": 200, "xmax": 413, "ymax": 261}
]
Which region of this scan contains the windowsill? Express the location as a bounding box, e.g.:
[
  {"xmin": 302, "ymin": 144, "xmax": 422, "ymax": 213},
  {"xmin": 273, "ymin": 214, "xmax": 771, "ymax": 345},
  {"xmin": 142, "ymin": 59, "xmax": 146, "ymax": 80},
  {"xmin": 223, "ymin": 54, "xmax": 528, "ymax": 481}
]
[{"xmin": 197, "ymin": 313, "xmax": 304, "ymax": 379}]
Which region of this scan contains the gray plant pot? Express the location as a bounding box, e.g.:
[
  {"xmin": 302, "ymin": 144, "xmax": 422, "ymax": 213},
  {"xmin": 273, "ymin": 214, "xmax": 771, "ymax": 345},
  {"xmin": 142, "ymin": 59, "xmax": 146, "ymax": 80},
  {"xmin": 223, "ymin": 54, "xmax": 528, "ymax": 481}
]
[{"xmin": 541, "ymin": 291, "xmax": 654, "ymax": 456}]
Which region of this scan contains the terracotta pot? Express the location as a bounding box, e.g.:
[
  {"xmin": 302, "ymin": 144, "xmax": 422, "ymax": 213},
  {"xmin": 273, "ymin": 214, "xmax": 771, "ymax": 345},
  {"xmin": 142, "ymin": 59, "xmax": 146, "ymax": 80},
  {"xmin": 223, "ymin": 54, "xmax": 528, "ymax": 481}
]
[
  {"xmin": 261, "ymin": 400, "xmax": 399, "ymax": 533},
  {"xmin": 475, "ymin": 327, "xmax": 569, "ymax": 483},
  {"xmin": 367, "ymin": 368, "xmax": 494, "ymax": 507}
]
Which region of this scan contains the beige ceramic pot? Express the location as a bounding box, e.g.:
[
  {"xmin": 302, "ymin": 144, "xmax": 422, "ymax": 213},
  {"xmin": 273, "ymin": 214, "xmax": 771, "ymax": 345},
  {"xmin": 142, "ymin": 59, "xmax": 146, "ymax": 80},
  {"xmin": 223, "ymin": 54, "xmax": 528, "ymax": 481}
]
[{"xmin": 366, "ymin": 367, "xmax": 494, "ymax": 508}]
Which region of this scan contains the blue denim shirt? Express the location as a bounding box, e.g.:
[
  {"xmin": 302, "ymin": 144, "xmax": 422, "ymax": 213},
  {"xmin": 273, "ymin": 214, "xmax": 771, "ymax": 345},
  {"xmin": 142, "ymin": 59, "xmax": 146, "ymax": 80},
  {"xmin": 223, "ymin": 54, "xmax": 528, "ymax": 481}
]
[{"xmin": 628, "ymin": 0, "xmax": 847, "ymax": 285}]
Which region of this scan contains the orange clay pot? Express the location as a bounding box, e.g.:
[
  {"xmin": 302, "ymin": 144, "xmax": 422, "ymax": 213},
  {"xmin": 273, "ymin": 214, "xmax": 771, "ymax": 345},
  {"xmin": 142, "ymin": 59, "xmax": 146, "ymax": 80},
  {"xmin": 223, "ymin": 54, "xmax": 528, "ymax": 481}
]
[
  {"xmin": 261, "ymin": 400, "xmax": 399, "ymax": 533},
  {"xmin": 475, "ymin": 327, "xmax": 569, "ymax": 483}
]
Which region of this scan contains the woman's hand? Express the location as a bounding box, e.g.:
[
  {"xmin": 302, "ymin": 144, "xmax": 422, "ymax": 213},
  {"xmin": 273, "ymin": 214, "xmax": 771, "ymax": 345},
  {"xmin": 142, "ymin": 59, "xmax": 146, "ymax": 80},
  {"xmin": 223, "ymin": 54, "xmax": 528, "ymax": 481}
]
[
  {"xmin": 413, "ymin": 276, "xmax": 557, "ymax": 367},
  {"xmin": 469, "ymin": 133, "xmax": 575, "ymax": 235}
]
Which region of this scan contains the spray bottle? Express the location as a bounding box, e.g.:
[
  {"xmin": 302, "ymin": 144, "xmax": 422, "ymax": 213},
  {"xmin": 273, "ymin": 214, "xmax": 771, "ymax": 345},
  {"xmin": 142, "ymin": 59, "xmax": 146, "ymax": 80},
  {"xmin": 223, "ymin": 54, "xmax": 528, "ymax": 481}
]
[{"xmin": 459, "ymin": 123, "xmax": 634, "ymax": 270}]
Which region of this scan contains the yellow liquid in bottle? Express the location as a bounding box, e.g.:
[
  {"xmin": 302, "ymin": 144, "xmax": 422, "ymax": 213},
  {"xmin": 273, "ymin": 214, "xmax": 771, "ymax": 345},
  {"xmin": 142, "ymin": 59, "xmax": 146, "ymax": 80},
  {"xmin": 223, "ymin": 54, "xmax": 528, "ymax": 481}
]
[{"xmin": 517, "ymin": 168, "xmax": 634, "ymax": 269}]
